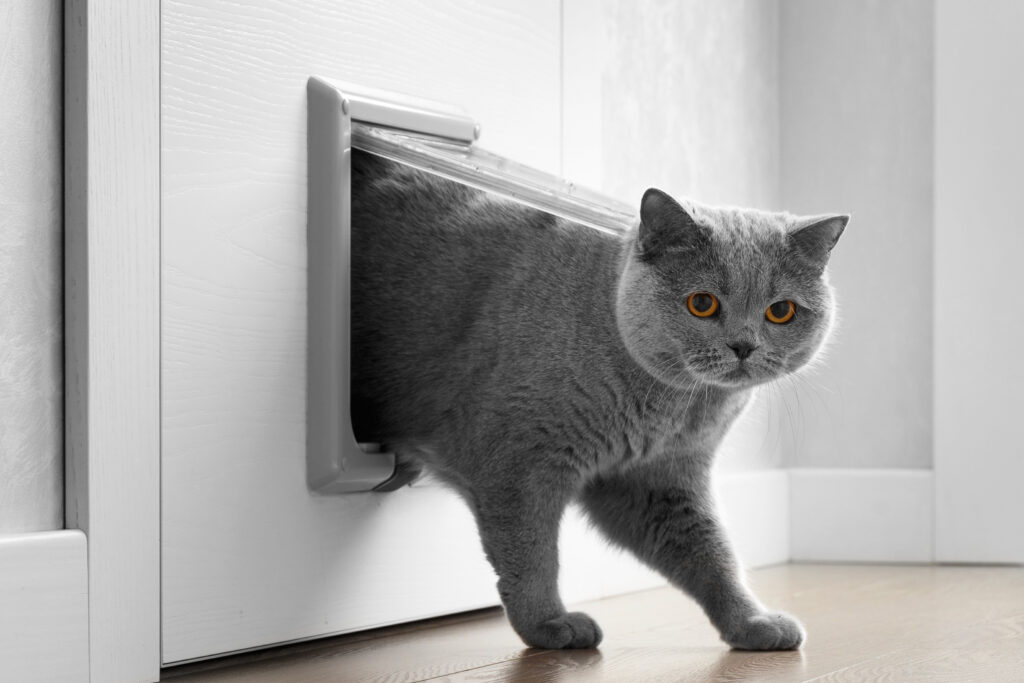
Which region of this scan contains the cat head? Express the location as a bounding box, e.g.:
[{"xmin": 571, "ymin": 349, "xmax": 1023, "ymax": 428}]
[{"xmin": 616, "ymin": 188, "xmax": 847, "ymax": 390}]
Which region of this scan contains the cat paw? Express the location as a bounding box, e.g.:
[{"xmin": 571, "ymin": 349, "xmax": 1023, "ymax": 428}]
[
  {"xmin": 520, "ymin": 611, "xmax": 604, "ymax": 649},
  {"xmin": 724, "ymin": 611, "xmax": 805, "ymax": 651}
]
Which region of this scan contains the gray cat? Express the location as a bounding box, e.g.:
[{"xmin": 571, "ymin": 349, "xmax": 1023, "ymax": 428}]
[{"xmin": 350, "ymin": 150, "xmax": 846, "ymax": 651}]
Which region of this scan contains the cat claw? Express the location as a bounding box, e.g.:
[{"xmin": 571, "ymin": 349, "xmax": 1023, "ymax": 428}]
[
  {"xmin": 522, "ymin": 611, "xmax": 604, "ymax": 649},
  {"xmin": 724, "ymin": 611, "xmax": 805, "ymax": 651}
]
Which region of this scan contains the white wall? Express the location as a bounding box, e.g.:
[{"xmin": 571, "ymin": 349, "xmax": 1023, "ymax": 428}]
[
  {"xmin": 565, "ymin": 0, "xmax": 936, "ymax": 472},
  {"xmin": 779, "ymin": 0, "xmax": 934, "ymax": 469},
  {"xmin": 567, "ymin": 0, "xmax": 780, "ymax": 210},
  {"xmin": 564, "ymin": 0, "xmax": 783, "ymax": 471},
  {"xmin": 0, "ymin": 0, "xmax": 63, "ymax": 533}
]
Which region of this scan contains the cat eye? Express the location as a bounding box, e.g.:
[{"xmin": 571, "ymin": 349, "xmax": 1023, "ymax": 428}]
[
  {"xmin": 687, "ymin": 292, "xmax": 719, "ymax": 318},
  {"xmin": 766, "ymin": 300, "xmax": 796, "ymax": 324}
]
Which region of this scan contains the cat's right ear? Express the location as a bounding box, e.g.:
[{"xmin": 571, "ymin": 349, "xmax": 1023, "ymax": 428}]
[{"xmin": 638, "ymin": 189, "xmax": 704, "ymax": 260}]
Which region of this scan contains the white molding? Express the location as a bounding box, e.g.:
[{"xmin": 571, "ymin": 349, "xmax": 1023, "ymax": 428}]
[
  {"xmin": 790, "ymin": 469, "xmax": 933, "ymax": 563},
  {"xmin": 0, "ymin": 531, "xmax": 88, "ymax": 682},
  {"xmin": 65, "ymin": 1, "xmax": 161, "ymax": 681},
  {"xmin": 559, "ymin": 504, "xmax": 665, "ymax": 605},
  {"xmin": 715, "ymin": 469, "xmax": 791, "ymax": 569}
]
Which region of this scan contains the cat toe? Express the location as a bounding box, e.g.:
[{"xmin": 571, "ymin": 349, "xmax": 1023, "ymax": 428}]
[
  {"xmin": 725, "ymin": 611, "xmax": 805, "ymax": 651},
  {"xmin": 524, "ymin": 611, "xmax": 604, "ymax": 649}
]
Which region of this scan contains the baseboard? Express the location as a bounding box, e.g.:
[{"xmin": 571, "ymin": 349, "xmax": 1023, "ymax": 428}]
[
  {"xmin": 0, "ymin": 530, "xmax": 89, "ymax": 682},
  {"xmin": 789, "ymin": 468, "xmax": 934, "ymax": 563},
  {"xmin": 714, "ymin": 468, "xmax": 791, "ymax": 569}
]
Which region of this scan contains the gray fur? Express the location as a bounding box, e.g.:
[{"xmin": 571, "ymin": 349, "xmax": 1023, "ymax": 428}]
[{"xmin": 350, "ymin": 151, "xmax": 847, "ymax": 651}]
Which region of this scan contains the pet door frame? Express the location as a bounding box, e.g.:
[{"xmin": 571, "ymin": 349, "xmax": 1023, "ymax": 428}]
[{"xmin": 306, "ymin": 76, "xmax": 635, "ymax": 493}]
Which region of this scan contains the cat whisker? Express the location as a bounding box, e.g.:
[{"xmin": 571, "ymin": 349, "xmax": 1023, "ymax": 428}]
[
  {"xmin": 759, "ymin": 382, "xmax": 785, "ymax": 461},
  {"xmin": 786, "ymin": 371, "xmax": 839, "ymax": 447},
  {"xmin": 681, "ymin": 373, "xmax": 704, "ymax": 419},
  {"xmin": 655, "ymin": 366, "xmax": 688, "ymax": 413},
  {"xmin": 787, "ymin": 376, "xmax": 808, "ymax": 457},
  {"xmin": 774, "ymin": 372, "xmax": 815, "ymax": 459},
  {"xmin": 771, "ymin": 375, "xmax": 799, "ymax": 458},
  {"xmin": 637, "ymin": 354, "xmax": 687, "ymax": 424}
]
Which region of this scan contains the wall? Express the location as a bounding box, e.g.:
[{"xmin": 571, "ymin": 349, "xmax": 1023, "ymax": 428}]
[
  {"xmin": 0, "ymin": 0, "xmax": 63, "ymax": 533},
  {"xmin": 564, "ymin": 0, "xmax": 783, "ymax": 470},
  {"xmin": 779, "ymin": 0, "xmax": 934, "ymax": 469}
]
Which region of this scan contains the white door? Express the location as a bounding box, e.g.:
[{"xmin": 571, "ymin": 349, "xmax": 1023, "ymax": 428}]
[
  {"xmin": 160, "ymin": 0, "xmax": 667, "ymax": 664},
  {"xmin": 933, "ymin": 0, "xmax": 1024, "ymax": 564}
]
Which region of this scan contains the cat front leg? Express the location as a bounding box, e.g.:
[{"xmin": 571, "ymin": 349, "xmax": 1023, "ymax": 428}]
[
  {"xmin": 468, "ymin": 479, "xmax": 603, "ymax": 649},
  {"xmin": 580, "ymin": 464, "xmax": 804, "ymax": 650}
]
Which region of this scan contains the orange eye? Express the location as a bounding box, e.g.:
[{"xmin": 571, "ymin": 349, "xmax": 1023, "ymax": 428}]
[
  {"xmin": 687, "ymin": 292, "xmax": 719, "ymax": 318},
  {"xmin": 766, "ymin": 300, "xmax": 796, "ymax": 324}
]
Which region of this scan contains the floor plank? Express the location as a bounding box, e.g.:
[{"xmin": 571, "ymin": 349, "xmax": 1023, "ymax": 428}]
[{"xmin": 163, "ymin": 564, "xmax": 1024, "ymax": 682}]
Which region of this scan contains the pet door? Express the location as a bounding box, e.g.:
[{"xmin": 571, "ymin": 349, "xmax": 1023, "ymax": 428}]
[{"xmin": 306, "ymin": 76, "xmax": 635, "ymax": 493}]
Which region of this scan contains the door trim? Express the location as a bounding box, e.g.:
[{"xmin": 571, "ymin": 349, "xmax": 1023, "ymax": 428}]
[
  {"xmin": 65, "ymin": 1, "xmax": 162, "ymax": 680},
  {"xmin": 0, "ymin": 531, "xmax": 89, "ymax": 681}
]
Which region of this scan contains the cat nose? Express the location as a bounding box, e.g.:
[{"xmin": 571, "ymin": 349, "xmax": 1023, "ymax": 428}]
[{"xmin": 728, "ymin": 341, "xmax": 757, "ymax": 360}]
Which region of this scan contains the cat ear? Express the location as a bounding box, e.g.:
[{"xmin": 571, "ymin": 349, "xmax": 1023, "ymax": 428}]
[
  {"xmin": 637, "ymin": 188, "xmax": 705, "ymax": 259},
  {"xmin": 789, "ymin": 214, "xmax": 849, "ymax": 268}
]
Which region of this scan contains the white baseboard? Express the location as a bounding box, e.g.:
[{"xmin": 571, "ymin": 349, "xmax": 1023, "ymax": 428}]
[
  {"xmin": 560, "ymin": 505, "xmax": 666, "ymax": 604},
  {"xmin": 715, "ymin": 469, "xmax": 791, "ymax": 569},
  {"xmin": 789, "ymin": 468, "xmax": 934, "ymax": 563},
  {"xmin": 0, "ymin": 530, "xmax": 89, "ymax": 682}
]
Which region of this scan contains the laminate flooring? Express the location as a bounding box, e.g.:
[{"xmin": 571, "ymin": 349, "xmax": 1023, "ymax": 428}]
[{"xmin": 163, "ymin": 564, "xmax": 1024, "ymax": 682}]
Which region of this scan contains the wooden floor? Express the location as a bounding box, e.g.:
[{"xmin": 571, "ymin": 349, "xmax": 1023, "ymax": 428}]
[{"xmin": 164, "ymin": 564, "xmax": 1024, "ymax": 682}]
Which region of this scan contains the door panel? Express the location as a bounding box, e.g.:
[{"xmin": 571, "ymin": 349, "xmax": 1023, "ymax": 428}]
[{"xmin": 161, "ymin": 0, "xmax": 564, "ymax": 662}]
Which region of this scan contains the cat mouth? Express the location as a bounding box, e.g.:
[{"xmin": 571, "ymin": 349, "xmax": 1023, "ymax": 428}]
[
  {"xmin": 723, "ymin": 366, "xmax": 750, "ymax": 380},
  {"xmin": 716, "ymin": 364, "xmax": 762, "ymax": 387}
]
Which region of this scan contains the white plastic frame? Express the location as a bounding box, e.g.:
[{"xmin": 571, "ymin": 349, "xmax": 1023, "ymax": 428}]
[
  {"xmin": 306, "ymin": 77, "xmax": 485, "ymax": 493},
  {"xmin": 306, "ymin": 76, "xmax": 636, "ymax": 494}
]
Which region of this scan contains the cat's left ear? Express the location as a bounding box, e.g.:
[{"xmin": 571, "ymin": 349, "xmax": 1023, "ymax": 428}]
[
  {"xmin": 789, "ymin": 214, "xmax": 849, "ymax": 268},
  {"xmin": 637, "ymin": 188, "xmax": 706, "ymax": 260}
]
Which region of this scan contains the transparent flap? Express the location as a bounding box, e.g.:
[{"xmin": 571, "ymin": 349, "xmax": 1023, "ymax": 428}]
[{"xmin": 352, "ymin": 122, "xmax": 637, "ymax": 235}]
